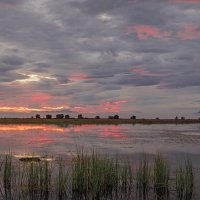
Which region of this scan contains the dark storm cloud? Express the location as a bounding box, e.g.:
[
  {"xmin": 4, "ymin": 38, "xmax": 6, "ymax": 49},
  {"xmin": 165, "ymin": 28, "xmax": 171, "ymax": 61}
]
[
  {"xmin": 114, "ymin": 74, "xmax": 162, "ymax": 87},
  {"xmin": 29, "ymin": 63, "xmax": 52, "ymax": 73},
  {"xmin": 69, "ymin": 0, "xmax": 127, "ymax": 15},
  {"xmin": 1, "ymin": 55, "xmax": 24, "ymax": 66},
  {"xmin": 162, "ymin": 73, "xmax": 200, "ymax": 88},
  {"xmin": 0, "ymin": 71, "xmax": 27, "ymax": 82},
  {"xmin": 0, "ymin": 0, "xmax": 23, "ymax": 5}
]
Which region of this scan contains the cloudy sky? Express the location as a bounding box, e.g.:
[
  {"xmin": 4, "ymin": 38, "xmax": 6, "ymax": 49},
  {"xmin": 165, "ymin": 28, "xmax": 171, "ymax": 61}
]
[{"xmin": 0, "ymin": 0, "xmax": 200, "ymax": 118}]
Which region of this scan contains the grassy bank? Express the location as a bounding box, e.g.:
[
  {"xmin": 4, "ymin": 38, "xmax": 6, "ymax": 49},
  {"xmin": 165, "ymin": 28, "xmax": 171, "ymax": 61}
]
[
  {"xmin": 0, "ymin": 118, "xmax": 199, "ymax": 125},
  {"xmin": 0, "ymin": 151, "xmax": 196, "ymax": 200}
]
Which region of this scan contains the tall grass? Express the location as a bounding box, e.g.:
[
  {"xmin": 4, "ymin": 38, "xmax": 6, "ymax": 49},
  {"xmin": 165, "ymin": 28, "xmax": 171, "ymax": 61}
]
[
  {"xmin": 0, "ymin": 151, "xmax": 197, "ymax": 200},
  {"xmin": 136, "ymin": 156, "xmax": 150, "ymax": 199},
  {"xmin": 3, "ymin": 155, "xmax": 12, "ymax": 199},
  {"xmin": 176, "ymin": 160, "xmax": 194, "ymax": 200},
  {"xmin": 57, "ymin": 158, "xmax": 69, "ymax": 199},
  {"xmin": 72, "ymin": 149, "xmax": 133, "ymax": 199},
  {"xmin": 22, "ymin": 160, "xmax": 52, "ymax": 199},
  {"xmin": 154, "ymin": 153, "xmax": 170, "ymax": 200}
]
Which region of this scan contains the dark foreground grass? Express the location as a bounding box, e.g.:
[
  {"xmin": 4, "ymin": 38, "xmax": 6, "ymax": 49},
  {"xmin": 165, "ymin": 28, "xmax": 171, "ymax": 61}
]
[
  {"xmin": 136, "ymin": 155, "xmax": 150, "ymax": 199},
  {"xmin": 154, "ymin": 153, "xmax": 170, "ymax": 200},
  {"xmin": 176, "ymin": 160, "xmax": 194, "ymax": 200},
  {"xmin": 0, "ymin": 151, "xmax": 195, "ymax": 200}
]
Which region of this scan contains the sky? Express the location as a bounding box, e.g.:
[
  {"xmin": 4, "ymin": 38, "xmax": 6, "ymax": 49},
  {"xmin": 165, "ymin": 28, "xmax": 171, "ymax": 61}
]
[{"xmin": 0, "ymin": 0, "xmax": 200, "ymax": 118}]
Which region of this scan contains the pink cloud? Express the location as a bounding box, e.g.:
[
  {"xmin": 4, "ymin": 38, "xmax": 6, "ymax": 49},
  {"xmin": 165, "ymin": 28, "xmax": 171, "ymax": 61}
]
[
  {"xmin": 69, "ymin": 73, "xmax": 94, "ymax": 82},
  {"xmin": 127, "ymin": 25, "xmax": 172, "ymax": 40},
  {"xmin": 129, "ymin": 68, "xmax": 158, "ymax": 76},
  {"xmin": 102, "ymin": 100, "xmax": 129, "ymax": 113},
  {"xmin": 28, "ymin": 92, "xmax": 53, "ymax": 103},
  {"xmin": 71, "ymin": 100, "xmax": 129, "ymax": 114},
  {"xmin": 177, "ymin": 24, "xmax": 200, "ymax": 40}
]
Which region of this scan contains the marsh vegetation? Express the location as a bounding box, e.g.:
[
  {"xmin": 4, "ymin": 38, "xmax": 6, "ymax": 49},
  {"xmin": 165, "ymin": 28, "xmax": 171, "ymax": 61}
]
[{"xmin": 0, "ymin": 150, "xmax": 196, "ymax": 200}]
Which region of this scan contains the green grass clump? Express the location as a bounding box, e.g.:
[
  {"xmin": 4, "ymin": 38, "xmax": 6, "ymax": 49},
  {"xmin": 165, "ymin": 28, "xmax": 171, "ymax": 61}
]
[
  {"xmin": 154, "ymin": 153, "xmax": 170, "ymax": 199},
  {"xmin": 136, "ymin": 156, "xmax": 150, "ymax": 198},
  {"xmin": 72, "ymin": 149, "xmax": 132, "ymax": 199},
  {"xmin": 176, "ymin": 160, "xmax": 194, "ymax": 200}
]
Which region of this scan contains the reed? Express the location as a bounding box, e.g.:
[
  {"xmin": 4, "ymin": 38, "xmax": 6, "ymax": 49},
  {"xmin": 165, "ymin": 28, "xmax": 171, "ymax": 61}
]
[
  {"xmin": 136, "ymin": 156, "xmax": 150, "ymax": 199},
  {"xmin": 71, "ymin": 149, "xmax": 132, "ymax": 199},
  {"xmin": 0, "ymin": 151, "xmax": 197, "ymax": 200},
  {"xmin": 20, "ymin": 160, "xmax": 52, "ymax": 199},
  {"xmin": 3, "ymin": 155, "xmax": 12, "ymax": 199},
  {"xmin": 176, "ymin": 159, "xmax": 194, "ymax": 200},
  {"xmin": 154, "ymin": 153, "xmax": 170, "ymax": 199},
  {"xmin": 57, "ymin": 158, "xmax": 69, "ymax": 199}
]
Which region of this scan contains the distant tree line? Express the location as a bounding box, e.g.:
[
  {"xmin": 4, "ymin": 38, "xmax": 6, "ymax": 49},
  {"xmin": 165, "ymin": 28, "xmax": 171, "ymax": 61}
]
[
  {"xmin": 34, "ymin": 114, "xmax": 191, "ymax": 120},
  {"xmin": 34, "ymin": 114, "xmax": 137, "ymax": 120}
]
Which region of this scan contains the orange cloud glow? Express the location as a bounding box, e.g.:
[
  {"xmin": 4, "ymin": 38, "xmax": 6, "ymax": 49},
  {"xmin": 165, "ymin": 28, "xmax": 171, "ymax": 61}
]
[
  {"xmin": 0, "ymin": 106, "xmax": 66, "ymax": 113},
  {"xmin": 127, "ymin": 25, "xmax": 172, "ymax": 40}
]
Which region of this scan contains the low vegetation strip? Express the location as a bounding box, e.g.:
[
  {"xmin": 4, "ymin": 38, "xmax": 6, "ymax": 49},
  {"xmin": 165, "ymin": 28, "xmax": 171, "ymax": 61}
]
[
  {"xmin": 0, "ymin": 118, "xmax": 199, "ymax": 125},
  {"xmin": 0, "ymin": 151, "xmax": 195, "ymax": 200}
]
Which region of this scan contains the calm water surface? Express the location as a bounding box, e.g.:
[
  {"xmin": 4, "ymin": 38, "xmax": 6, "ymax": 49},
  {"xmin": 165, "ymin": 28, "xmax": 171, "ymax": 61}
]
[{"xmin": 0, "ymin": 123, "xmax": 200, "ymax": 158}]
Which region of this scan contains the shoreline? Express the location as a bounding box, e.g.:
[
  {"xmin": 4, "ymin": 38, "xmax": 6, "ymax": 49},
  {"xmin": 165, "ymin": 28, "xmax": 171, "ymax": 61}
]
[{"xmin": 0, "ymin": 118, "xmax": 199, "ymax": 125}]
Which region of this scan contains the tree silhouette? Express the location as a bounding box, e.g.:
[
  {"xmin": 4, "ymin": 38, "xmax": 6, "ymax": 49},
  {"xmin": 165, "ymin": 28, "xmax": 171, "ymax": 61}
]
[
  {"xmin": 65, "ymin": 115, "xmax": 70, "ymax": 119},
  {"xmin": 130, "ymin": 115, "xmax": 136, "ymax": 120},
  {"xmin": 56, "ymin": 114, "xmax": 64, "ymax": 119},
  {"xmin": 35, "ymin": 114, "xmax": 40, "ymax": 119},
  {"xmin": 78, "ymin": 114, "xmax": 83, "ymax": 119},
  {"xmin": 46, "ymin": 115, "xmax": 52, "ymax": 119},
  {"xmin": 114, "ymin": 115, "xmax": 119, "ymax": 119}
]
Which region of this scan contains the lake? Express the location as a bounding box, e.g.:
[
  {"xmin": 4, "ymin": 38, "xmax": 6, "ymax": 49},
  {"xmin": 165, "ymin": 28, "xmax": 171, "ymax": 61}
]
[{"xmin": 0, "ymin": 123, "xmax": 200, "ymax": 162}]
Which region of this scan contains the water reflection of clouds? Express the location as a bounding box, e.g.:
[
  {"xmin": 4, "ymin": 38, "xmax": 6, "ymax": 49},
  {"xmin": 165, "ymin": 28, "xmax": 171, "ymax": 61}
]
[
  {"xmin": 101, "ymin": 125, "xmax": 127, "ymax": 139},
  {"xmin": 1, "ymin": 124, "xmax": 199, "ymax": 156},
  {"xmin": 0, "ymin": 124, "xmax": 128, "ymax": 155},
  {"xmin": 0, "ymin": 124, "xmax": 127, "ymax": 139},
  {"xmin": 0, "ymin": 125, "xmax": 66, "ymax": 132}
]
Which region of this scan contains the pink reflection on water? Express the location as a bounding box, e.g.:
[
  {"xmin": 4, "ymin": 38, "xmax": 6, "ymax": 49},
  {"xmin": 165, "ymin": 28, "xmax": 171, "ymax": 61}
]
[
  {"xmin": 69, "ymin": 124, "xmax": 127, "ymax": 139},
  {"xmin": 0, "ymin": 125, "xmax": 66, "ymax": 132},
  {"xmin": 101, "ymin": 125, "xmax": 127, "ymax": 139},
  {"xmin": 0, "ymin": 124, "xmax": 128, "ymax": 155},
  {"xmin": 0, "ymin": 125, "xmax": 68, "ymax": 152}
]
